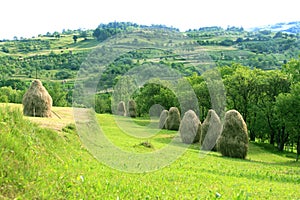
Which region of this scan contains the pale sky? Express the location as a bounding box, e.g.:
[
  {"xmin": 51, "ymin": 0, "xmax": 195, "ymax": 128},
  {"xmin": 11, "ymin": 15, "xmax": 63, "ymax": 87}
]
[{"xmin": 0, "ymin": 0, "xmax": 299, "ymax": 39}]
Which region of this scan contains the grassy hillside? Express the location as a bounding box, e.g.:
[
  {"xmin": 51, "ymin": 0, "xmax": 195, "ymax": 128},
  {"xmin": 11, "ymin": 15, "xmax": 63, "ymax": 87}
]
[{"xmin": 0, "ymin": 105, "xmax": 299, "ymax": 199}]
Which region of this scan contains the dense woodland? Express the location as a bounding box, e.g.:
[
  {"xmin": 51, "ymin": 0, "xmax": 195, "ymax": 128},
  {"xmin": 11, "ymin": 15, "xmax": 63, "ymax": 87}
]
[{"xmin": 0, "ymin": 22, "xmax": 300, "ymax": 156}]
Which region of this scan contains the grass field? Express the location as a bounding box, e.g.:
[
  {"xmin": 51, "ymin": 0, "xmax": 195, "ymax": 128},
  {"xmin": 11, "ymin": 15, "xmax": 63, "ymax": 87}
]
[{"xmin": 0, "ymin": 104, "xmax": 300, "ymax": 199}]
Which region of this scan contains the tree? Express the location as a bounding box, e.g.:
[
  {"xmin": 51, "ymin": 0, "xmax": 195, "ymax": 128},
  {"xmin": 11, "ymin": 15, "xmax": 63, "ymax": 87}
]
[
  {"xmin": 134, "ymin": 82, "xmax": 179, "ymax": 117},
  {"xmin": 80, "ymin": 31, "xmax": 88, "ymax": 40},
  {"xmin": 73, "ymin": 35, "xmax": 78, "ymax": 43},
  {"xmin": 282, "ymin": 56, "xmax": 300, "ymax": 84},
  {"xmin": 275, "ymin": 83, "xmax": 300, "ymax": 160},
  {"xmin": 255, "ymin": 70, "xmax": 290, "ymax": 145},
  {"xmin": 223, "ymin": 65, "xmax": 261, "ymax": 141},
  {"xmin": 46, "ymin": 82, "xmax": 68, "ymax": 107}
]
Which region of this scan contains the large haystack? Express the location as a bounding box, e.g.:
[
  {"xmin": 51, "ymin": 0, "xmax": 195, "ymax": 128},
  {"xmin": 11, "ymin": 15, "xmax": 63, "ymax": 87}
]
[
  {"xmin": 22, "ymin": 79, "xmax": 52, "ymax": 117},
  {"xmin": 165, "ymin": 107, "xmax": 181, "ymax": 131},
  {"xmin": 200, "ymin": 109, "xmax": 222, "ymax": 151},
  {"xmin": 128, "ymin": 99, "xmax": 137, "ymax": 118},
  {"xmin": 117, "ymin": 101, "xmax": 126, "ymax": 116},
  {"xmin": 158, "ymin": 109, "xmax": 168, "ymax": 129},
  {"xmin": 217, "ymin": 110, "xmax": 249, "ymax": 159},
  {"xmin": 179, "ymin": 110, "xmax": 201, "ymax": 144}
]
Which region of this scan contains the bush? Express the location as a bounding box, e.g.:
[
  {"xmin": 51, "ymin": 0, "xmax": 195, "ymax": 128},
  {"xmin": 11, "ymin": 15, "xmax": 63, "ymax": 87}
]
[
  {"xmin": 179, "ymin": 110, "xmax": 201, "ymax": 144},
  {"xmin": 165, "ymin": 107, "xmax": 181, "ymax": 131},
  {"xmin": 217, "ymin": 110, "xmax": 248, "ymax": 159},
  {"xmin": 200, "ymin": 109, "xmax": 222, "ymax": 151}
]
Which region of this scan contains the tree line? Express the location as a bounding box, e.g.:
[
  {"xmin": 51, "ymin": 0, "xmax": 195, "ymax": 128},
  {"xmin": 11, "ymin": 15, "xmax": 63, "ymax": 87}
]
[{"xmin": 94, "ymin": 57, "xmax": 300, "ymax": 156}]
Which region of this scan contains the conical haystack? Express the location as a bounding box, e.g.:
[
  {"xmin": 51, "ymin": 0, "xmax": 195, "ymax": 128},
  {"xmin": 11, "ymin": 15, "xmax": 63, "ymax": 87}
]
[
  {"xmin": 128, "ymin": 99, "xmax": 137, "ymax": 118},
  {"xmin": 22, "ymin": 79, "xmax": 52, "ymax": 117},
  {"xmin": 179, "ymin": 110, "xmax": 201, "ymax": 144},
  {"xmin": 200, "ymin": 109, "xmax": 222, "ymax": 151},
  {"xmin": 117, "ymin": 101, "xmax": 126, "ymax": 116},
  {"xmin": 217, "ymin": 110, "xmax": 249, "ymax": 159},
  {"xmin": 165, "ymin": 107, "xmax": 181, "ymax": 131},
  {"xmin": 158, "ymin": 109, "xmax": 168, "ymax": 129}
]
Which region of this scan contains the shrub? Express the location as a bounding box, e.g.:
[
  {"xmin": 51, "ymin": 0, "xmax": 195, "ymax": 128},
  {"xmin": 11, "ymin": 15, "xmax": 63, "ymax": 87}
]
[
  {"xmin": 217, "ymin": 110, "xmax": 248, "ymax": 159},
  {"xmin": 165, "ymin": 107, "xmax": 181, "ymax": 131},
  {"xmin": 200, "ymin": 109, "xmax": 222, "ymax": 151},
  {"xmin": 179, "ymin": 110, "xmax": 201, "ymax": 144}
]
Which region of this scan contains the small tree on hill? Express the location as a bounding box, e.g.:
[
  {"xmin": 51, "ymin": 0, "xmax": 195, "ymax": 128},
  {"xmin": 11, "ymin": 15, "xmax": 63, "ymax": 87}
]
[{"xmin": 73, "ymin": 35, "xmax": 78, "ymax": 43}]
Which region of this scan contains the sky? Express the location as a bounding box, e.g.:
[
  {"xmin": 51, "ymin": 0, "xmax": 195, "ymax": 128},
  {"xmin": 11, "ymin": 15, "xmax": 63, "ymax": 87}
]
[{"xmin": 0, "ymin": 0, "xmax": 299, "ymax": 39}]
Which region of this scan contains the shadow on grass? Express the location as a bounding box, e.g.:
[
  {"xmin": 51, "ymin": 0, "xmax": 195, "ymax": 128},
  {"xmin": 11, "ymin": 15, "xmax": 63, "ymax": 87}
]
[{"xmin": 249, "ymin": 142, "xmax": 298, "ymax": 160}]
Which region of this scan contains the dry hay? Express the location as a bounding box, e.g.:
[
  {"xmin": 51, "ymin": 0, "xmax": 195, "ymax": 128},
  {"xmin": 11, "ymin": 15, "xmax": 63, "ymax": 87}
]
[
  {"xmin": 179, "ymin": 110, "xmax": 201, "ymax": 144},
  {"xmin": 128, "ymin": 99, "xmax": 137, "ymax": 118},
  {"xmin": 217, "ymin": 109, "xmax": 249, "ymax": 159},
  {"xmin": 165, "ymin": 107, "xmax": 181, "ymax": 131},
  {"xmin": 22, "ymin": 79, "xmax": 52, "ymax": 117},
  {"xmin": 117, "ymin": 101, "xmax": 126, "ymax": 116},
  {"xmin": 158, "ymin": 109, "xmax": 168, "ymax": 129},
  {"xmin": 200, "ymin": 109, "xmax": 222, "ymax": 151}
]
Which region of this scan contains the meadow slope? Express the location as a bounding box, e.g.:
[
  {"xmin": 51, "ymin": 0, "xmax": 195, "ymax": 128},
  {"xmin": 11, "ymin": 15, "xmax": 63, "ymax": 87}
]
[{"xmin": 0, "ymin": 104, "xmax": 300, "ymax": 199}]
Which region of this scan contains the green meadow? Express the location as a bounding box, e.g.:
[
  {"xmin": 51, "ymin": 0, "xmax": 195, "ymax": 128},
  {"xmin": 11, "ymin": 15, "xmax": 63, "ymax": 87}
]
[{"xmin": 0, "ymin": 104, "xmax": 299, "ymax": 199}]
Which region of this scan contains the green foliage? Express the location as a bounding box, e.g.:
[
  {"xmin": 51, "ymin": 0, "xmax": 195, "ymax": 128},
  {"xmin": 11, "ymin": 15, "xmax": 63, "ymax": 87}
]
[
  {"xmin": 134, "ymin": 83, "xmax": 179, "ymax": 117},
  {"xmin": 0, "ymin": 86, "xmax": 24, "ymax": 103},
  {"xmin": 275, "ymin": 83, "xmax": 300, "ymax": 160},
  {"xmin": 95, "ymin": 93, "xmax": 111, "ymax": 114},
  {"xmin": 282, "ymin": 56, "xmax": 300, "ymax": 83},
  {"xmin": 45, "ymin": 82, "xmax": 68, "ymax": 107},
  {"xmin": 54, "ymin": 70, "xmax": 74, "ymax": 80}
]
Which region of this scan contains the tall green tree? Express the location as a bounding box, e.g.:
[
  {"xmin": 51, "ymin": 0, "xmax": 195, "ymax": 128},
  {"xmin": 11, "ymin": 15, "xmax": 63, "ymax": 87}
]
[{"xmin": 276, "ymin": 83, "xmax": 300, "ymax": 160}]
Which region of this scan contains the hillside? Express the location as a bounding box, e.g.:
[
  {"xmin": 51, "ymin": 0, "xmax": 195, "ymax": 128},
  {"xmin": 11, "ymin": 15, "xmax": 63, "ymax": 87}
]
[
  {"xmin": 0, "ymin": 22, "xmax": 299, "ymax": 88},
  {"xmin": 0, "ymin": 104, "xmax": 300, "ymax": 199}
]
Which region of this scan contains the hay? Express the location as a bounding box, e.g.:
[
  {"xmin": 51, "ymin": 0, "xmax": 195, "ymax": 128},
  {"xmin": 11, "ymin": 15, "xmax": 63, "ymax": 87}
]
[
  {"xmin": 200, "ymin": 109, "xmax": 222, "ymax": 151},
  {"xmin": 158, "ymin": 109, "xmax": 168, "ymax": 129},
  {"xmin": 179, "ymin": 110, "xmax": 201, "ymax": 144},
  {"xmin": 217, "ymin": 110, "xmax": 249, "ymax": 159},
  {"xmin": 117, "ymin": 101, "xmax": 126, "ymax": 116},
  {"xmin": 22, "ymin": 79, "xmax": 52, "ymax": 117},
  {"xmin": 165, "ymin": 107, "xmax": 181, "ymax": 131},
  {"xmin": 128, "ymin": 99, "xmax": 137, "ymax": 118}
]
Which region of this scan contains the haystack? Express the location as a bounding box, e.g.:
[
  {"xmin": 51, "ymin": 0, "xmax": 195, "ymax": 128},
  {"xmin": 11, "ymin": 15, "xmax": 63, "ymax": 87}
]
[
  {"xmin": 117, "ymin": 101, "xmax": 126, "ymax": 116},
  {"xmin": 179, "ymin": 110, "xmax": 201, "ymax": 144},
  {"xmin": 22, "ymin": 79, "xmax": 52, "ymax": 117},
  {"xmin": 217, "ymin": 110, "xmax": 248, "ymax": 159},
  {"xmin": 165, "ymin": 107, "xmax": 181, "ymax": 131},
  {"xmin": 200, "ymin": 109, "xmax": 222, "ymax": 151},
  {"xmin": 128, "ymin": 99, "xmax": 137, "ymax": 118},
  {"xmin": 158, "ymin": 109, "xmax": 168, "ymax": 129}
]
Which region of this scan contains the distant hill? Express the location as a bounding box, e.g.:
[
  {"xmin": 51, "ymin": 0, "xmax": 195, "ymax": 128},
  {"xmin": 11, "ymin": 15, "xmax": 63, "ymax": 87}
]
[{"xmin": 248, "ymin": 21, "xmax": 300, "ymax": 34}]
